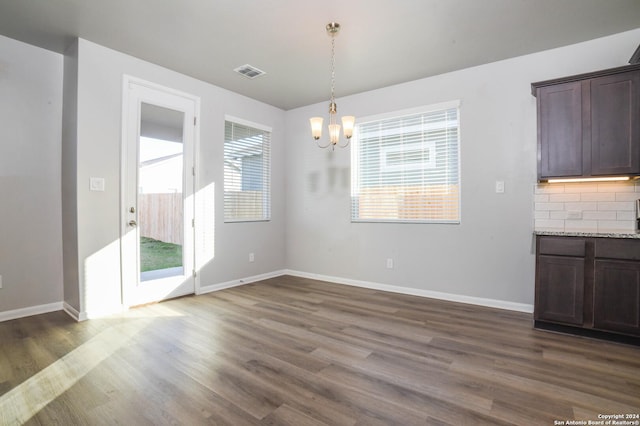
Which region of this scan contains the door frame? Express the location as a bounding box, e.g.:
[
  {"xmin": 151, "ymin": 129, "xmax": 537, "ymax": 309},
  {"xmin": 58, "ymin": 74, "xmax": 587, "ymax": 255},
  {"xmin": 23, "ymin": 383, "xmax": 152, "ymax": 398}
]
[{"xmin": 120, "ymin": 75, "xmax": 200, "ymax": 307}]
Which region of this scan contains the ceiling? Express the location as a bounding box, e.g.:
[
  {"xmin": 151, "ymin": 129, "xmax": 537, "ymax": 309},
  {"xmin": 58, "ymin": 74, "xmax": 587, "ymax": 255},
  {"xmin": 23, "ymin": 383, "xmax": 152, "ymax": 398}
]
[{"xmin": 0, "ymin": 0, "xmax": 639, "ymax": 110}]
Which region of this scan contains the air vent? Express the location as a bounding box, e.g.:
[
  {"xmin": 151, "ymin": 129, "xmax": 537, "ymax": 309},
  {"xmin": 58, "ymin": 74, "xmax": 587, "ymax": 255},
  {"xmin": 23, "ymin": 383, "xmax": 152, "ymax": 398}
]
[{"xmin": 234, "ymin": 64, "xmax": 266, "ymax": 79}]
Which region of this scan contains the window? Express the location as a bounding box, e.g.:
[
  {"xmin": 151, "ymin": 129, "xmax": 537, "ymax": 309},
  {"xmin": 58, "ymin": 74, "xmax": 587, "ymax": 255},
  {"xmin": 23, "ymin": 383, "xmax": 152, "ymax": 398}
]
[
  {"xmin": 224, "ymin": 117, "xmax": 271, "ymax": 222},
  {"xmin": 351, "ymin": 101, "xmax": 460, "ymax": 223}
]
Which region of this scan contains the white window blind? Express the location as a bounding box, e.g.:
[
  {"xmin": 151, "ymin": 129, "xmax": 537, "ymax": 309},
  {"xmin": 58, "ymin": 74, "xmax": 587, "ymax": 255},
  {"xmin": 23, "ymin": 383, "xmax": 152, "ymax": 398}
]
[
  {"xmin": 351, "ymin": 102, "xmax": 460, "ymax": 223},
  {"xmin": 224, "ymin": 118, "xmax": 271, "ymax": 222}
]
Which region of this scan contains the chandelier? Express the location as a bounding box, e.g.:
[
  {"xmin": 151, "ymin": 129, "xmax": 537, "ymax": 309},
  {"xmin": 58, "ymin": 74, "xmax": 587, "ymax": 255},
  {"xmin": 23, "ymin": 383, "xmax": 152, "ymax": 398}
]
[{"xmin": 309, "ymin": 22, "xmax": 355, "ymax": 149}]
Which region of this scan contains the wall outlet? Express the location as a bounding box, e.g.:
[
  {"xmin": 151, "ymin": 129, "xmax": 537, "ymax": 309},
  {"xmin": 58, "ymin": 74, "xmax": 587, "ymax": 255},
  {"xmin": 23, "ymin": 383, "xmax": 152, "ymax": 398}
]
[
  {"xmin": 566, "ymin": 211, "xmax": 582, "ymax": 220},
  {"xmin": 0, "ymin": 274, "xmax": 3, "ymax": 289},
  {"xmin": 495, "ymin": 180, "xmax": 505, "ymax": 193},
  {"xmin": 386, "ymin": 258, "xmax": 394, "ymax": 269},
  {"xmin": 249, "ymin": 253, "xmax": 255, "ymax": 262}
]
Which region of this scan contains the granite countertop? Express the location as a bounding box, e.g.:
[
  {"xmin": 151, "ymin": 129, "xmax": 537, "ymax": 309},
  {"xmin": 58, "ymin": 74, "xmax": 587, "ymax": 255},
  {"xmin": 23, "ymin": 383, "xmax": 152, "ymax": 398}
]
[{"xmin": 534, "ymin": 230, "xmax": 640, "ymax": 239}]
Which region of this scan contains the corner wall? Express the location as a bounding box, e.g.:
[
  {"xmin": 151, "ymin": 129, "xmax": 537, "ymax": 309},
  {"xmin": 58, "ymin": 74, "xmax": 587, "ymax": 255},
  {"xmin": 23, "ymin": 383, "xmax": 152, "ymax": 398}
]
[
  {"xmin": 0, "ymin": 35, "xmax": 64, "ymax": 315},
  {"xmin": 61, "ymin": 39, "xmax": 80, "ymax": 314}
]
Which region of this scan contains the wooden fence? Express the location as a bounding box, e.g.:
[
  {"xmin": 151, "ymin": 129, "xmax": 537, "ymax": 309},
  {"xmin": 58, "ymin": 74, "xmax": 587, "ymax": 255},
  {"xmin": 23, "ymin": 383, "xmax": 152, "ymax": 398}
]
[
  {"xmin": 139, "ymin": 193, "xmax": 183, "ymax": 245},
  {"xmin": 356, "ymin": 184, "xmax": 459, "ymax": 221}
]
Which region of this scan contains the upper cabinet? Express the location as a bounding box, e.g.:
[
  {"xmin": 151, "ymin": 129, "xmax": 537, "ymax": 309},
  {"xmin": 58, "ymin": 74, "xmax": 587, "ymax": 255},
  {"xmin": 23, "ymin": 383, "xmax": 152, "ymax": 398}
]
[
  {"xmin": 532, "ymin": 65, "xmax": 640, "ymax": 181},
  {"xmin": 536, "ymin": 81, "xmax": 583, "ymax": 178}
]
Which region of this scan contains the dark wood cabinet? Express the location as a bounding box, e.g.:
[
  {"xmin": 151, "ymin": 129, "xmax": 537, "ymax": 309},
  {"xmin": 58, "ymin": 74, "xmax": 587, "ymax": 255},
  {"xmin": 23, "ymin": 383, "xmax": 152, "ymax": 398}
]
[
  {"xmin": 536, "ymin": 255, "xmax": 584, "ymax": 325},
  {"xmin": 532, "ymin": 65, "xmax": 640, "ymax": 181},
  {"xmin": 592, "ymin": 238, "xmax": 640, "ymax": 336},
  {"xmin": 590, "ymin": 71, "xmax": 640, "ymax": 176},
  {"xmin": 535, "ymin": 235, "xmax": 640, "ymax": 343},
  {"xmin": 537, "ymin": 82, "xmax": 584, "ymax": 178},
  {"xmin": 594, "ymin": 260, "xmax": 640, "ymax": 335},
  {"xmin": 535, "ymin": 237, "xmax": 586, "ymax": 325}
]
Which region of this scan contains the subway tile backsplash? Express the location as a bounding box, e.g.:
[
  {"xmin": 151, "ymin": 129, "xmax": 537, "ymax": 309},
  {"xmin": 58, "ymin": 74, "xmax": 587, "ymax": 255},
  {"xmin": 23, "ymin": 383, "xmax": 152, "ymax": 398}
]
[{"xmin": 534, "ymin": 181, "xmax": 640, "ymax": 233}]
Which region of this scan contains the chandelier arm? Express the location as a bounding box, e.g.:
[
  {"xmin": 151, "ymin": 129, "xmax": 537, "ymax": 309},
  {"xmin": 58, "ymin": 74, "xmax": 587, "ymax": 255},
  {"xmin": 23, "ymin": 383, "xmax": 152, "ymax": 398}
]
[
  {"xmin": 336, "ymin": 138, "xmax": 350, "ymax": 149},
  {"xmin": 315, "ymin": 138, "xmax": 333, "ymax": 149}
]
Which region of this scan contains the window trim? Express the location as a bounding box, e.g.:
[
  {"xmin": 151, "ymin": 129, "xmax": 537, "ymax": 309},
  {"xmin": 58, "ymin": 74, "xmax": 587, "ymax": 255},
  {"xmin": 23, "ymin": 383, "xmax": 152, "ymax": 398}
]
[
  {"xmin": 224, "ymin": 115, "xmax": 272, "ymax": 134},
  {"xmin": 353, "ymin": 100, "xmax": 460, "ymax": 128},
  {"xmin": 350, "ymin": 100, "xmax": 461, "ymax": 224}
]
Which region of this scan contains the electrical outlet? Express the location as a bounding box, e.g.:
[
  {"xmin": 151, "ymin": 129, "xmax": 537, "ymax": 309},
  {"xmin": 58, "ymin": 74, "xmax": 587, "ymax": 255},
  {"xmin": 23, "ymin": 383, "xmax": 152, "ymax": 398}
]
[
  {"xmin": 249, "ymin": 253, "xmax": 255, "ymax": 262},
  {"xmin": 386, "ymin": 258, "xmax": 394, "ymax": 269},
  {"xmin": 566, "ymin": 211, "xmax": 582, "ymax": 220},
  {"xmin": 0, "ymin": 274, "xmax": 3, "ymax": 289},
  {"xmin": 495, "ymin": 180, "xmax": 505, "ymax": 193}
]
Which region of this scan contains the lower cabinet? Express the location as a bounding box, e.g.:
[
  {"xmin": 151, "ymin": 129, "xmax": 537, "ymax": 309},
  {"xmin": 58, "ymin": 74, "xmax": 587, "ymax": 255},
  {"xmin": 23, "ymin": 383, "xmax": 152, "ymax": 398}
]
[
  {"xmin": 535, "ymin": 235, "xmax": 640, "ymax": 342},
  {"xmin": 536, "ymin": 255, "xmax": 584, "ymax": 325},
  {"xmin": 594, "ymin": 260, "xmax": 640, "ymax": 336}
]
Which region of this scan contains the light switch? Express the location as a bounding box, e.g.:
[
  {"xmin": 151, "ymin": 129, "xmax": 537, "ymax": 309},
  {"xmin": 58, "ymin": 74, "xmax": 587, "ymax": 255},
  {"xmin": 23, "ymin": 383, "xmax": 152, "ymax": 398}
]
[
  {"xmin": 90, "ymin": 177, "xmax": 105, "ymax": 192},
  {"xmin": 495, "ymin": 180, "xmax": 505, "ymax": 193}
]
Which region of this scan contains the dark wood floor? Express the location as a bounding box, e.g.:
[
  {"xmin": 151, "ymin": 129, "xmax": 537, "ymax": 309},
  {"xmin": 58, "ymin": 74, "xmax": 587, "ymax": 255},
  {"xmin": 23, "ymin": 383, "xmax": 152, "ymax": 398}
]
[{"xmin": 1, "ymin": 275, "xmax": 639, "ymax": 425}]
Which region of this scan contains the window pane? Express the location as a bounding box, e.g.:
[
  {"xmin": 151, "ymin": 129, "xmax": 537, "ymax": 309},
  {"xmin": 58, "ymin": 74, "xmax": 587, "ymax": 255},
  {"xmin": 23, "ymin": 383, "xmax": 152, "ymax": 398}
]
[
  {"xmin": 351, "ymin": 104, "xmax": 460, "ymax": 223},
  {"xmin": 224, "ymin": 120, "xmax": 271, "ymax": 222}
]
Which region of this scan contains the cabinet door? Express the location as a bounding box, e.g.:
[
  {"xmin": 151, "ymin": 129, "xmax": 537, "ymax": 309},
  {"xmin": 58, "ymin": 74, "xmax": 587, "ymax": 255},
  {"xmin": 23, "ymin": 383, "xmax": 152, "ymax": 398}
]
[
  {"xmin": 590, "ymin": 71, "xmax": 640, "ymax": 176},
  {"xmin": 535, "ymin": 255, "xmax": 584, "ymax": 325},
  {"xmin": 594, "ymin": 260, "xmax": 640, "ymax": 336},
  {"xmin": 537, "ymin": 81, "xmax": 584, "ymax": 178}
]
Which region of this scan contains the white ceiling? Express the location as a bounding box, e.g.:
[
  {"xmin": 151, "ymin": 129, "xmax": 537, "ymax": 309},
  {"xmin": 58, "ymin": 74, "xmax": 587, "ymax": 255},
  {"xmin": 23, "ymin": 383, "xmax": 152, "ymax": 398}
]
[{"xmin": 0, "ymin": 0, "xmax": 639, "ymax": 110}]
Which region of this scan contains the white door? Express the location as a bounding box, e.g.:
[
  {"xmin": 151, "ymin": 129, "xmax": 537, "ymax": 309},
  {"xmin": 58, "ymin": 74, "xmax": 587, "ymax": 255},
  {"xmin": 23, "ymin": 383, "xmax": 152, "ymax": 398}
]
[{"xmin": 121, "ymin": 77, "xmax": 199, "ymax": 307}]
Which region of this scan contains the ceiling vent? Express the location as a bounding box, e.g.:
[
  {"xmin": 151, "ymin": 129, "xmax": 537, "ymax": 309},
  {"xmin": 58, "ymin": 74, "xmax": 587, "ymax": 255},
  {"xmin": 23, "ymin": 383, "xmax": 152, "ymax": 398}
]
[{"xmin": 234, "ymin": 64, "xmax": 266, "ymax": 79}]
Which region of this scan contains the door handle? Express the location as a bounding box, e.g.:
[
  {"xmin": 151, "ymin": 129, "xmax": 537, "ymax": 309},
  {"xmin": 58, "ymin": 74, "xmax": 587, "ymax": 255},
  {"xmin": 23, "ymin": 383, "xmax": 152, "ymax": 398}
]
[{"xmin": 129, "ymin": 220, "xmax": 137, "ymax": 227}]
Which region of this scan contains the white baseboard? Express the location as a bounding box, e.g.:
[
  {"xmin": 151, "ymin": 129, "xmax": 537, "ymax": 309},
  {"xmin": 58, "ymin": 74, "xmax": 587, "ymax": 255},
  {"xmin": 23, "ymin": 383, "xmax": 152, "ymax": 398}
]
[
  {"xmin": 0, "ymin": 300, "xmax": 118, "ymax": 323},
  {"xmin": 0, "ymin": 302, "xmax": 64, "ymax": 323},
  {"xmin": 0, "ymin": 270, "xmax": 532, "ymax": 323},
  {"xmin": 63, "ymin": 302, "xmax": 88, "ymax": 322},
  {"xmin": 197, "ymin": 269, "xmax": 287, "ymax": 295},
  {"xmin": 282, "ymin": 269, "xmax": 534, "ymax": 313}
]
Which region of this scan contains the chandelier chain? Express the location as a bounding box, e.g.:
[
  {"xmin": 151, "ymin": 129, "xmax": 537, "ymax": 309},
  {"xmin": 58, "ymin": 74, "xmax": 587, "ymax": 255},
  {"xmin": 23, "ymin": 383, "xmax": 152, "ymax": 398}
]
[{"xmin": 330, "ymin": 35, "xmax": 336, "ymax": 104}]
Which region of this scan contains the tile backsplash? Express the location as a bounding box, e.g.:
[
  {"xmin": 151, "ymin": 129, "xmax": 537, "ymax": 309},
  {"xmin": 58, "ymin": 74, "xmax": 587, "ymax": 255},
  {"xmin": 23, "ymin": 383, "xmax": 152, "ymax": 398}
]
[{"xmin": 534, "ymin": 181, "xmax": 640, "ymax": 233}]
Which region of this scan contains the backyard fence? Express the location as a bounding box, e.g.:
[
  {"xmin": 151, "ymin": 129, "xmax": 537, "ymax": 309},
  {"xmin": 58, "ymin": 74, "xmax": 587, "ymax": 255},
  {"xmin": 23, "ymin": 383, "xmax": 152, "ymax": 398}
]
[{"xmin": 139, "ymin": 193, "xmax": 183, "ymax": 245}]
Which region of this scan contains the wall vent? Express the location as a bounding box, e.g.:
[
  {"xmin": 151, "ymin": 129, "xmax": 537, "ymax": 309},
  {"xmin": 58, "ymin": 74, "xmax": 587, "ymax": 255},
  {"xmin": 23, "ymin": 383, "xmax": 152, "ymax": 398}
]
[{"xmin": 234, "ymin": 64, "xmax": 266, "ymax": 79}]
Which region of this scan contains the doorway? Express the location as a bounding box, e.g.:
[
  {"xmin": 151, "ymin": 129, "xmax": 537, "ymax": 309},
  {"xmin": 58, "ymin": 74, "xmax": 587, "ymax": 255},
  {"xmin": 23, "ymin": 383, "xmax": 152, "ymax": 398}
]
[{"xmin": 121, "ymin": 77, "xmax": 199, "ymax": 307}]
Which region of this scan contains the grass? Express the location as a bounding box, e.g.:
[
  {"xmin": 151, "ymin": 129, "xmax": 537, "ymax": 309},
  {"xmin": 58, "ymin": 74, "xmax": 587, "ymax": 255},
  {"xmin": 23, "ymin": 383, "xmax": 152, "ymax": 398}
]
[{"xmin": 140, "ymin": 237, "xmax": 183, "ymax": 272}]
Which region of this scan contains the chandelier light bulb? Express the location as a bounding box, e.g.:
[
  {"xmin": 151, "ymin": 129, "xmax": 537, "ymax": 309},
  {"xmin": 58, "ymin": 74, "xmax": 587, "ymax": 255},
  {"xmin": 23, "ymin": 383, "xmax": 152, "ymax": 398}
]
[
  {"xmin": 310, "ymin": 117, "xmax": 323, "ymax": 140},
  {"xmin": 329, "ymin": 124, "xmax": 341, "ymax": 144},
  {"xmin": 341, "ymin": 116, "xmax": 355, "ymax": 139}
]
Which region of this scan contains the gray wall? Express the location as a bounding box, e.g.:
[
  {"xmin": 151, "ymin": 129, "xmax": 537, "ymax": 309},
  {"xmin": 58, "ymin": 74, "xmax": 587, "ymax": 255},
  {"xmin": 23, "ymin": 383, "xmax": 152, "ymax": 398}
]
[
  {"xmin": 284, "ymin": 28, "xmax": 640, "ymax": 308},
  {"xmin": 1, "ymin": 28, "xmax": 639, "ymax": 319},
  {"xmin": 71, "ymin": 39, "xmax": 286, "ymax": 318},
  {"xmin": 0, "ymin": 35, "xmax": 63, "ymax": 313},
  {"xmin": 61, "ymin": 39, "xmax": 80, "ymax": 312}
]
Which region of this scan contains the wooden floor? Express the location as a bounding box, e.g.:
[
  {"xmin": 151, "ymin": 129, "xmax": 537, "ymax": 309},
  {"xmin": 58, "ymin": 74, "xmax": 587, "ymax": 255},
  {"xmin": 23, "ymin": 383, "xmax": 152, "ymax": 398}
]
[{"xmin": 1, "ymin": 275, "xmax": 639, "ymax": 425}]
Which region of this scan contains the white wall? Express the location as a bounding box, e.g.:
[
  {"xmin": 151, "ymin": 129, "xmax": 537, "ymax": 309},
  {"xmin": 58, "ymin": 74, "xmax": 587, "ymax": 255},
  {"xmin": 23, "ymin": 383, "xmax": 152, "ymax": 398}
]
[
  {"xmin": 284, "ymin": 28, "xmax": 640, "ymax": 308},
  {"xmin": 0, "ymin": 35, "xmax": 63, "ymax": 314},
  {"xmin": 70, "ymin": 39, "xmax": 286, "ymax": 318}
]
